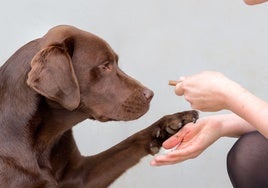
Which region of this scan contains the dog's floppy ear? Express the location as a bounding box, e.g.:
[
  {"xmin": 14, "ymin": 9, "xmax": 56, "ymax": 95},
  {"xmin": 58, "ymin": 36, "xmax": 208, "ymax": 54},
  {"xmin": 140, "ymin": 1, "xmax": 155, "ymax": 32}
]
[{"xmin": 27, "ymin": 38, "xmax": 80, "ymax": 111}]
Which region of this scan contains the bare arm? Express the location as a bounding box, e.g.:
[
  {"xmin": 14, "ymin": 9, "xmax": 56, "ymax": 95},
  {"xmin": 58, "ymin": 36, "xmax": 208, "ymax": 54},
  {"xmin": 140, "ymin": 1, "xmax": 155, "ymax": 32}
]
[{"xmin": 225, "ymin": 85, "xmax": 268, "ymax": 138}]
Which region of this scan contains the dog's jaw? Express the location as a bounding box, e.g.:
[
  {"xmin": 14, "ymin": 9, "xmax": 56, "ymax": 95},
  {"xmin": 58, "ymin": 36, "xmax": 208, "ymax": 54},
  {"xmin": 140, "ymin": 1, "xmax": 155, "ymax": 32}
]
[{"xmin": 83, "ymin": 88, "xmax": 153, "ymax": 122}]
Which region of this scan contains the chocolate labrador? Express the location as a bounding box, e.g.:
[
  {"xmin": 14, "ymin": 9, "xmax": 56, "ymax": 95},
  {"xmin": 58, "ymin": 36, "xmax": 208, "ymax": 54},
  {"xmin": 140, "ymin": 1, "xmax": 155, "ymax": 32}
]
[{"xmin": 0, "ymin": 25, "xmax": 198, "ymax": 188}]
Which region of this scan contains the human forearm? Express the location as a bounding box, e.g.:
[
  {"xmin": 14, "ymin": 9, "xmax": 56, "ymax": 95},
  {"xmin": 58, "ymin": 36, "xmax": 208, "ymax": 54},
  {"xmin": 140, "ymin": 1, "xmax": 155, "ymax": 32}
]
[
  {"xmin": 224, "ymin": 84, "xmax": 268, "ymax": 138},
  {"xmin": 215, "ymin": 113, "xmax": 256, "ymax": 138}
]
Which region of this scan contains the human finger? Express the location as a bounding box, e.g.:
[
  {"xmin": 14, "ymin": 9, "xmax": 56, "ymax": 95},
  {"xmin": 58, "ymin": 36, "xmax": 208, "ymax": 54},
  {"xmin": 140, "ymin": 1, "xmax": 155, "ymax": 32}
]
[
  {"xmin": 162, "ymin": 135, "xmax": 182, "ymax": 149},
  {"xmin": 162, "ymin": 127, "xmax": 189, "ymax": 149},
  {"xmin": 151, "ymin": 147, "xmax": 200, "ymax": 166},
  {"xmin": 174, "ymin": 77, "xmax": 186, "ymax": 96},
  {"xmin": 163, "ymin": 122, "xmax": 195, "ymax": 149}
]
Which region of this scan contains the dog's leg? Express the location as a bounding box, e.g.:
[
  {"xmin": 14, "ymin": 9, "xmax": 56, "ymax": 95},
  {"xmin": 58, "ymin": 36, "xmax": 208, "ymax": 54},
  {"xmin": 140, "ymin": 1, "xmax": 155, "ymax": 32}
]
[{"xmin": 80, "ymin": 110, "xmax": 198, "ymax": 188}]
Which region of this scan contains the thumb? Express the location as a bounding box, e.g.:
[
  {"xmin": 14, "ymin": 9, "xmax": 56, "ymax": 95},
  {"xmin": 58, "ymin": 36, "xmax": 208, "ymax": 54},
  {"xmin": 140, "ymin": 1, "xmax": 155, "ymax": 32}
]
[
  {"xmin": 162, "ymin": 134, "xmax": 183, "ymax": 149},
  {"xmin": 175, "ymin": 76, "xmax": 186, "ymax": 96},
  {"xmin": 163, "ymin": 123, "xmax": 191, "ymax": 149}
]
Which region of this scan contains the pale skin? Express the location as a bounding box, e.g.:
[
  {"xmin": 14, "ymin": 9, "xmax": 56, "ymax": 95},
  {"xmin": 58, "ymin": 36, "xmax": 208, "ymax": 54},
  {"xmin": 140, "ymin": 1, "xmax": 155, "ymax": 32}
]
[
  {"xmin": 151, "ymin": 71, "xmax": 266, "ymax": 165},
  {"xmin": 151, "ymin": 0, "xmax": 268, "ymax": 166}
]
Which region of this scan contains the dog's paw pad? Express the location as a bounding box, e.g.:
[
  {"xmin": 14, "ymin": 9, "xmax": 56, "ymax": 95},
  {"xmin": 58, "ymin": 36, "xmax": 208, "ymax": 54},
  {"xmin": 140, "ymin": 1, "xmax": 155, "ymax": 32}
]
[
  {"xmin": 148, "ymin": 110, "xmax": 199, "ymax": 155},
  {"xmin": 150, "ymin": 140, "xmax": 161, "ymax": 155},
  {"xmin": 165, "ymin": 122, "xmax": 183, "ymax": 135}
]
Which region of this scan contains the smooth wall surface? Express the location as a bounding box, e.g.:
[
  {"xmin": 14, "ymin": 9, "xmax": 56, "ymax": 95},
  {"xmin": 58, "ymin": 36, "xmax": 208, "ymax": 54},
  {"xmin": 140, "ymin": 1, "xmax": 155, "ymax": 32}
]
[{"xmin": 1, "ymin": 1, "xmax": 268, "ymax": 187}]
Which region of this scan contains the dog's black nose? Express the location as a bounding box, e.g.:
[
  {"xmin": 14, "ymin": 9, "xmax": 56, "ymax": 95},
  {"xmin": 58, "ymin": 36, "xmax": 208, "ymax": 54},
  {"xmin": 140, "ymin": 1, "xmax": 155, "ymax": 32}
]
[{"xmin": 143, "ymin": 89, "xmax": 154, "ymax": 101}]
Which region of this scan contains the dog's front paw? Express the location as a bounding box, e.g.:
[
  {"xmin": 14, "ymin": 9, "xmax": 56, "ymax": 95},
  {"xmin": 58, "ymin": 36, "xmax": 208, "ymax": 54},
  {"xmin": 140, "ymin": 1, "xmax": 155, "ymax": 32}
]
[{"xmin": 149, "ymin": 110, "xmax": 198, "ymax": 155}]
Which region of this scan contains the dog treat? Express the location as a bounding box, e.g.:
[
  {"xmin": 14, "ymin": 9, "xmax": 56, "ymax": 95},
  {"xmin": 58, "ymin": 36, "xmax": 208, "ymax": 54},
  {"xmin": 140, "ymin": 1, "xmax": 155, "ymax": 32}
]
[{"xmin": 168, "ymin": 80, "xmax": 180, "ymax": 86}]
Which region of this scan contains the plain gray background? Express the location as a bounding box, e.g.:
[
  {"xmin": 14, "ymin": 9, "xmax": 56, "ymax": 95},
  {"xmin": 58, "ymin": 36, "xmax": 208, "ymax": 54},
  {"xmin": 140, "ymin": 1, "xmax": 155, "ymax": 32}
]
[{"xmin": 1, "ymin": 0, "xmax": 268, "ymax": 187}]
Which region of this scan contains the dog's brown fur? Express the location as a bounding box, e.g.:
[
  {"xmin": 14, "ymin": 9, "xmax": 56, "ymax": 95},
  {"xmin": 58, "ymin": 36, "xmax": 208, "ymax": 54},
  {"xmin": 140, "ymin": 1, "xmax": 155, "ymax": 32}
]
[{"xmin": 0, "ymin": 25, "xmax": 198, "ymax": 188}]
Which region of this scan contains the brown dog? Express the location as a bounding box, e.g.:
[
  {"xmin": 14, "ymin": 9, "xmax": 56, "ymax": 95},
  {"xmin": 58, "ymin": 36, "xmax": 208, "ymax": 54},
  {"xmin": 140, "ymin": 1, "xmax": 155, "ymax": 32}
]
[{"xmin": 0, "ymin": 25, "xmax": 198, "ymax": 188}]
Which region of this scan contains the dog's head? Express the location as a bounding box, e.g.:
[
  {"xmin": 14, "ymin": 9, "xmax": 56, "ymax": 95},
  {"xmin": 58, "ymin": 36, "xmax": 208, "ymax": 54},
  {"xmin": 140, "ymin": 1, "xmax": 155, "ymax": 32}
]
[{"xmin": 26, "ymin": 25, "xmax": 153, "ymax": 122}]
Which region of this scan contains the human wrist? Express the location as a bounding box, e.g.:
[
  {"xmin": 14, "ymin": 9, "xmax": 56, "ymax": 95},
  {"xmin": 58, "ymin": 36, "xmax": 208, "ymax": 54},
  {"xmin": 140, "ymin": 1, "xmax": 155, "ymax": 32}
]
[
  {"xmin": 217, "ymin": 115, "xmax": 233, "ymax": 137},
  {"xmin": 200, "ymin": 116, "xmax": 223, "ymax": 139},
  {"xmin": 222, "ymin": 81, "xmax": 247, "ymax": 111},
  {"xmin": 202, "ymin": 114, "xmax": 235, "ymax": 138},
  {"xmin": 216, "ymin": 113, "xmax": 253, "ymax": 138}
]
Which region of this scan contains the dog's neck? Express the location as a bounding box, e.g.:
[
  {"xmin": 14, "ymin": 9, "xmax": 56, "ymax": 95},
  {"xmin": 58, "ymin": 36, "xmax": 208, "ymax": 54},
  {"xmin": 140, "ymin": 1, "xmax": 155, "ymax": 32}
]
[
  {"xmin": 33, "ymin": 99, "xmax": 88, "ymax": 148},
  {"xmin": 0, "ymin": 45, "xmax": 39, "ymax": 141}
]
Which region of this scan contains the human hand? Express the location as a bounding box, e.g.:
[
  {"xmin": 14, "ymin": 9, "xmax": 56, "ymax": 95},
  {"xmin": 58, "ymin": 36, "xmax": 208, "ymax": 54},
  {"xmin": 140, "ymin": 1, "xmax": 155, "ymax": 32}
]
[
  {"xmin": 151, "ymin": 117, "xmax": 221, "ymax": 166},
  {"xmin": 175, "ymin": 71, "xmax": 244, "ymax": 112}
]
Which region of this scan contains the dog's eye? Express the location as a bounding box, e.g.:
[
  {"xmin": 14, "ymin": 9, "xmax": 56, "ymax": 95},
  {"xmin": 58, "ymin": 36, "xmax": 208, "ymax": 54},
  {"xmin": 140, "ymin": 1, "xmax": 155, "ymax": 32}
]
[{"xmin": 99, "ymin": 61, "xmax": 113, "ymax": 72}]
